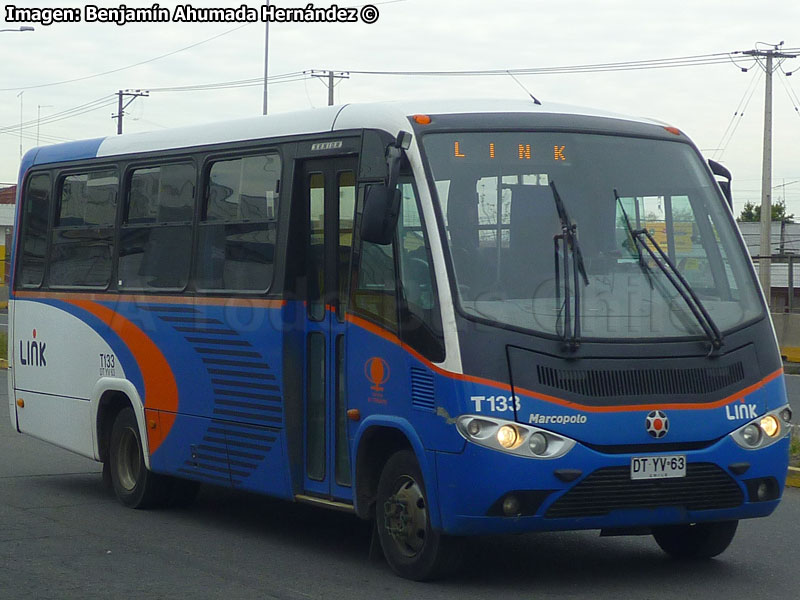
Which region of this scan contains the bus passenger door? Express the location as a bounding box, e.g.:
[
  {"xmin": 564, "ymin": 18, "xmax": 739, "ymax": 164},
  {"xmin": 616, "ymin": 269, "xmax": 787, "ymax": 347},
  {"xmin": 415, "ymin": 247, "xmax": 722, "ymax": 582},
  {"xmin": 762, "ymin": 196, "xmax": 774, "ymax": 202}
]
[{"xmin": 300, "ymin": 157, "xmax": 357, "ymax": 501}]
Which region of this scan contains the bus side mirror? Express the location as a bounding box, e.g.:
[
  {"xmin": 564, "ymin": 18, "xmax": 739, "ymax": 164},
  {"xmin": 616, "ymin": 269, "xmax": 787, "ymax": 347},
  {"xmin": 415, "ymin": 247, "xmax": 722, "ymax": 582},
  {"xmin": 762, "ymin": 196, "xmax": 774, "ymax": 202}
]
[
  {"xmin": 359, "ymin": 130, "xmax": 412, "ymax": 245},
  {"xmin": 361, "ymin": 184, "xmax": 401, "ymax": 245},
  {"xmin": 708, "ymin": 159, "xmax": 733, "ymax": 209}
]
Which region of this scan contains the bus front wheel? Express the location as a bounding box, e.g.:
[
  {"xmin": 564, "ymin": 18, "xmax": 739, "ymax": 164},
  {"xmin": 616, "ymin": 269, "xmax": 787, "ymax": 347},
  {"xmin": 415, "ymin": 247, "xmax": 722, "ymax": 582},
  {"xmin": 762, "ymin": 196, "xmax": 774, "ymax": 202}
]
[
  {"xmin": 652, "ymin": 520, "xmax": 739, "ymax": 559},
  {"xmin": 375, "ymin": 450, "xmax": 462, "ymax": 580},
  {"xmin": 109, "ymin": 407, "xmax": 168, "ymax": 509}
]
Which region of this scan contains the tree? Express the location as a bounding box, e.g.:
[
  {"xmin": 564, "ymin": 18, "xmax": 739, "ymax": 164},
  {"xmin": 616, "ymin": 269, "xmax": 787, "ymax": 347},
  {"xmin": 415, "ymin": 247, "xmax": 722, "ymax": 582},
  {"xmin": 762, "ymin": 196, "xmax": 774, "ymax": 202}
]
[{"xmin": 738, "ymin": 200, "xmax": 794, "ymax": 223}]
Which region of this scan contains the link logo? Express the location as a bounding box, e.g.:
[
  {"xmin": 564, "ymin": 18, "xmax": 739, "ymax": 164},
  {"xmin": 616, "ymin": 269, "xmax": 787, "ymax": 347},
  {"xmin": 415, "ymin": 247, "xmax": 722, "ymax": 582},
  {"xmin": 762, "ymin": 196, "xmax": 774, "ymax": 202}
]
[
  {"xmin": 20, "ymin": 329, "xmax": 46, "ymax": 367},
  {"xmin": 725, "ymin": 403, "xmax": 757, "ymax": 420}
]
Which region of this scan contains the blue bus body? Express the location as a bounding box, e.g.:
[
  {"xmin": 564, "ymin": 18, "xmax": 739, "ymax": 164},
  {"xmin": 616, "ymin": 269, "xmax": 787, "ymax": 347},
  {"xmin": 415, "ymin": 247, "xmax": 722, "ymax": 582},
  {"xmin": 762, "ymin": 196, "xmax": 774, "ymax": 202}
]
[{"xmin": 9, "ymin": 100, "xmax": 791, "ymax": 579}]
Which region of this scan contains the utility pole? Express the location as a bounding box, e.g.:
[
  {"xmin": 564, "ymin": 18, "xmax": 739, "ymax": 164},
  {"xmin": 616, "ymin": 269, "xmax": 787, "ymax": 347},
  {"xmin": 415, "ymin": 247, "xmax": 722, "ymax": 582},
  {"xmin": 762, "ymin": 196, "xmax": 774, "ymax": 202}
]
[
  {"xmin": 112, "ymin": 89, "xmax": 149, "ymax": 135},
  {"xmin": 308, "ymin": 70, "xmax": 350, "ymax": 106},
  {"xmin": 743, "ymin": 43, "xmax": 798, "ymax": 304},
  {"xmin": 16, "ymin": 91, "xmax": 23, "ymax": 159}
]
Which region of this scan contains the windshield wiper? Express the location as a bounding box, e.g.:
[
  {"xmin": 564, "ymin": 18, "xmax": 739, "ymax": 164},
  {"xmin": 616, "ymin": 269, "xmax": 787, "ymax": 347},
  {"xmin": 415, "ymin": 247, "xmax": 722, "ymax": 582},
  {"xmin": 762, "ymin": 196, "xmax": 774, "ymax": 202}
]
[
  {"xmin": 613, "ymin": 189, "xmax": 723, "ymax": 353},
  {"xmin": 550, "ymin": 181, "xmax": 589, "ymax": 352}
]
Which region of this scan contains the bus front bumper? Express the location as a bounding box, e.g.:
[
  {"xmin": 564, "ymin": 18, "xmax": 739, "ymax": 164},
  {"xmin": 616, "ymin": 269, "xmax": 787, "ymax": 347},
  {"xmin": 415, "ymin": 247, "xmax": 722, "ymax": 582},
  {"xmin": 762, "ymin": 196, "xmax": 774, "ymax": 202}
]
[{"xmin": 434, "ymin": 434, "xmax": 790, "ymax": 536}]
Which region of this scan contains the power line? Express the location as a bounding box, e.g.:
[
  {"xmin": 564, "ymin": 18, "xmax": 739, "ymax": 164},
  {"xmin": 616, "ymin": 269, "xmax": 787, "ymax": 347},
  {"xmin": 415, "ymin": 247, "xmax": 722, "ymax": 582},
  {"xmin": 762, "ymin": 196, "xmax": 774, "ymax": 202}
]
[
  {"xmin": 339, "ymin": 51, "xmax": 755, "ymax": 77},
  {"xmin": 716, "ymin": 69, "xmax": 764, "ymax": 161},
  {"xmin": 0, "ymin": 96, "xmax": 118, "ymax": 134},
  {"xmin": 0, "ymin": 128, "xmax": 73, "ymax": 145},
  {"xmin": 140, "ymin": 51, "xmax": 762, "ymax": 104},
  {"xmin": 0, "ymin": 0, "xmax": 411, "ymax": 94},
  {"xmin": 713, "ymin": 68, "xmax": 762, "ymax": 160},
  {"xmin": 0, "ymin": 47, "xmax": 791, "ymax": 144},
  {"xmin": 0, "ymin": 24, "xmax": 250, "ymax": 92},
  {"xmin": 778, "ymin": 66, "xmax": 800, "ymax": 116},
  {"xmin": 147, "ymin": 71, "xmax": 307, "ymax": 93}
]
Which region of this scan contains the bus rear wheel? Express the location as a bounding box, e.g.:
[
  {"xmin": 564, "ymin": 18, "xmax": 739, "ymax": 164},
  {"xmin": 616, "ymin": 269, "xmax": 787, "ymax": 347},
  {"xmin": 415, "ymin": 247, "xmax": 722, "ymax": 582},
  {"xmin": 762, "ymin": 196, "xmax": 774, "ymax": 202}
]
[
  {"xmin": 652, "ymin": 520, "xmax": 738, "ymax": 559},
  {"xmin": 109, "ymin": 407, "xmax": 168, "ymax": 509},
  {"xmin": 375, "ymin": 450, "xmax": 462, "ymax": 580}
]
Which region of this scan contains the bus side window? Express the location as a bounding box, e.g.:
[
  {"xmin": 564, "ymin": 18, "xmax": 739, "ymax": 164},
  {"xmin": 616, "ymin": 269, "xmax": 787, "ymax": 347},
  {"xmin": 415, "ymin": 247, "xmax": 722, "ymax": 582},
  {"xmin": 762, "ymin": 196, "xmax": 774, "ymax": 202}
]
[
  {"xmin": 352, "ymin": 230, "xmax": 398, "ymax": 331},
  {"xmin": 396, "ymin": 180, "xmax": 445, "ymax": 363},
  {"xmin": 195, "ymin": 153, "xmax": 281, "ymax": 292},
  {"xmin": 351, "ymin": 178, "xmax": 445, "ymax": 362},
  {"xmin": 49, "ymin": 170, "xmax": 117, "ymax": 289},
  {"xmin": 351, "ymin": 179, "xmax": 399, "ymax": 331},
  {"xmin": 119, "ymin": 163, "xmax": 195, "ymax": 291},
  {"xmin": 18, "ymin": 173, "xmax": 51, "ymax": 288}
]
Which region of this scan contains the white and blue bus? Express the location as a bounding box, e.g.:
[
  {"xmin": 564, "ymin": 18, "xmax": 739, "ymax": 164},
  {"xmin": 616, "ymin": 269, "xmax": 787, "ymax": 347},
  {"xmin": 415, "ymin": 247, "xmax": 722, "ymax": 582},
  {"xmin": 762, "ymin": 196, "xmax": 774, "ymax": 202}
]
[{"xmin": 9, "ymin": 99, "xmax": 792, "ymax": 579}]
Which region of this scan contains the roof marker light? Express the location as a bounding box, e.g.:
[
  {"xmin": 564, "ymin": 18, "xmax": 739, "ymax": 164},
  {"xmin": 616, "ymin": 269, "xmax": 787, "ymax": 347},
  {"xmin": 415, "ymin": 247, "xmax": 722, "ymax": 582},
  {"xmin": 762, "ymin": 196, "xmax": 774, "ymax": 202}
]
[
  {"xmin": 413, "ymin": 114, "xmax": 431, "ymax": 125},
  {"xmin": 664, "ymin": 126, "xmax": 681, "ymax": 136}
]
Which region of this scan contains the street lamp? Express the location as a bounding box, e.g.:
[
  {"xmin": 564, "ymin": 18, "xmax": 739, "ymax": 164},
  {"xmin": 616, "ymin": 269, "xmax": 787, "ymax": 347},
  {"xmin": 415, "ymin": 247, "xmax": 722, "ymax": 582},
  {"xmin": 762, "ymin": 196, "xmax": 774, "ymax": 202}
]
[
  {"xmin": 268, "ymin": 0, "xmax": 269, "ymax": 115},
  {"xmin": 0, "ymin": 26, "xmax": 34, "ymax": 33}
]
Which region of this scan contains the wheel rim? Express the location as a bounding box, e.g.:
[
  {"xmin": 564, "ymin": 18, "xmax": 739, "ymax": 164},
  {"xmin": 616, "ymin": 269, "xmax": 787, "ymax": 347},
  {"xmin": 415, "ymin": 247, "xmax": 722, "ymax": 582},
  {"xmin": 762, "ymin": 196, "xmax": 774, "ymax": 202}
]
[
  {"xmin": 116, "ymin": 427, "xmax": 141, "ymax": 492},
  {"xmin": 383, "ymin": 475, "xmax": 428, "ymax": 558}
]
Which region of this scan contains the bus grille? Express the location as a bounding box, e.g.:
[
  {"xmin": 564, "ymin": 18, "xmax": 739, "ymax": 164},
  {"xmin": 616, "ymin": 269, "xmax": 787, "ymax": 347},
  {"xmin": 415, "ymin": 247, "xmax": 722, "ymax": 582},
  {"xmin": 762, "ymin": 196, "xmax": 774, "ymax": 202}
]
[
  {"xmin": 536, "ymin": 362, "xmax": 744, "ymax": 398},
  {"xmin": 544, "ymin": 463, "xmax": 743, "ymax": 519},
  {"xmin": 410, "ymin": 367, "xmax": 436, "ymax": 411}
]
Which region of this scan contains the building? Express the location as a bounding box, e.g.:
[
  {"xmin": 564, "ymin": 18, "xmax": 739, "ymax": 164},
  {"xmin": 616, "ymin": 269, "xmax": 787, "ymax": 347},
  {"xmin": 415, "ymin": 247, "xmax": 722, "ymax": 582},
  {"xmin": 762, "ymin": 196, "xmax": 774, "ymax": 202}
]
[
  {"xmin": 737, "ymin": 221, "xmax": 800, "ymax": 311},
  {"xmin": 0, "ymin": 185, "xmax": 15, "ymax": 284}
]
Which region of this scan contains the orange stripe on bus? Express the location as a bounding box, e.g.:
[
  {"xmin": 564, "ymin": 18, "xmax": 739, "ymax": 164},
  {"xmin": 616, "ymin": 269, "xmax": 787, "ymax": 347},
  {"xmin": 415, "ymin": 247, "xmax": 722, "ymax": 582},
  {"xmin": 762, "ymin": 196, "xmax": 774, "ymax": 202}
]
[
  {"xmin": 68, "ymin": 299, "xmax": 179, "ymax": 456},
  {"xmin": 15, "ymin": 290, "xmax": 285, "ymax": 309},
  {"xmin": 344, "ymin": 313, "xmax": 784, "ymax": 414}
]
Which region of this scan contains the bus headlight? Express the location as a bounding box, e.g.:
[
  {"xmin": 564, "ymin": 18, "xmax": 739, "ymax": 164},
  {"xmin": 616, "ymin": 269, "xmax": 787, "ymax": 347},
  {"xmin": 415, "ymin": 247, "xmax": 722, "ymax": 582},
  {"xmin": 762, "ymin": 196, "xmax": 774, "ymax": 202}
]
[
  {"xmin": 730, "ymin": 405, "xmax": 791, "ymax": 450},
  {"xmin": 529, "ymin": 432, "xmax": 548, "ymax": 456},
  {"xmin": 456, "ymin": 415, "xmax": 575, "ymax": 459},
  {"xmin": 760, "ymin": 415, "xmax": 780, "ymax": 438},
  {"xmin": 497, "ymin": 425, "xmax": 521, "ymax": 449},
  {"xmin": 741, "ymin": 424, "xmax": 761, "ymax": 447},
  {"xmin": 467, "ymin": 420, "xmax": 482, "ymax": 436}
]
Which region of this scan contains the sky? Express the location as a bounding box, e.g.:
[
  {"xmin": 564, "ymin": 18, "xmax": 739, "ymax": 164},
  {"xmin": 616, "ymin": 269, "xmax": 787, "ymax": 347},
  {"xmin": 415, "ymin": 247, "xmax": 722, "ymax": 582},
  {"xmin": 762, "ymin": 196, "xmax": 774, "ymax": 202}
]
[{"xmin": 1, "ymin": 0, "xmax": 800, "ymax": 217}]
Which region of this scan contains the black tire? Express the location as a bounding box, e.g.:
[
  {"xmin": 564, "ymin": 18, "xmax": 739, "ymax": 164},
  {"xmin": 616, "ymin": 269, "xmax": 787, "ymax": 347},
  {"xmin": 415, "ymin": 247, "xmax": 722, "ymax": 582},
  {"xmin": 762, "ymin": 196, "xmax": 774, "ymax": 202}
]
[
  {"xmin": 108, "ymin": 407, "xmax": 169, "ymax": 509},
  {"xmin": 375, "ymin": 450, "xmax": 462, "ymax": 580},
  {"xmin": 653, "ymin": 520, "xmax": 739, "ymax": 559}
]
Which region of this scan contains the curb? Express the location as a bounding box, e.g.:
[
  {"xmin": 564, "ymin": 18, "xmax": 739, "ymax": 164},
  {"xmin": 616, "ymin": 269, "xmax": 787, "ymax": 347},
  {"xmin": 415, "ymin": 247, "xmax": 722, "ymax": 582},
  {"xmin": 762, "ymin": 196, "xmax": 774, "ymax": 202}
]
[
  {"xmin": 788, "ymin": 467, "xmax": 800, "ymax": 489},
  {"xmin": 783, "ymin": 361, "xmax": 800, "ymax": 375}
]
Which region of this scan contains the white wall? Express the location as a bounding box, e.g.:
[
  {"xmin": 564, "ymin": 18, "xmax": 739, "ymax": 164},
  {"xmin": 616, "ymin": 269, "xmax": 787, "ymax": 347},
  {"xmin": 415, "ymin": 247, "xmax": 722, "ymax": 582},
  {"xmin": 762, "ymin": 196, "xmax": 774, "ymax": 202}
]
[{"xmin": 0, "ymin": 204, "xmax": 14, "ymax": 227}]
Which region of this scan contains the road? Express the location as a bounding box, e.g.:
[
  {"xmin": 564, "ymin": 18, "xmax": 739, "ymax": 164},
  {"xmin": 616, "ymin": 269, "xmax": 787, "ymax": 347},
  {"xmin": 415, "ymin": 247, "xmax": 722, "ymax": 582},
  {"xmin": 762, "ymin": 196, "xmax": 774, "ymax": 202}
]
[{"xmin": 1, "ymin": 370, "xmax": 799, "ymax": 599}]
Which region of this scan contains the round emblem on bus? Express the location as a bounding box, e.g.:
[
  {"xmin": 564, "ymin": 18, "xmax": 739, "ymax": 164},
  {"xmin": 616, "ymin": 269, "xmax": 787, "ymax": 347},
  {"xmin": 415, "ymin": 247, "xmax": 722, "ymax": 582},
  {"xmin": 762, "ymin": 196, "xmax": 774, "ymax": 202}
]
[
  {"xmin": 645, "ymin": 410, "xmax": 669, "ymax": 438},
  {"xmin": 365, "ymin": 357, "xmax": 390, "ymax": 391}
]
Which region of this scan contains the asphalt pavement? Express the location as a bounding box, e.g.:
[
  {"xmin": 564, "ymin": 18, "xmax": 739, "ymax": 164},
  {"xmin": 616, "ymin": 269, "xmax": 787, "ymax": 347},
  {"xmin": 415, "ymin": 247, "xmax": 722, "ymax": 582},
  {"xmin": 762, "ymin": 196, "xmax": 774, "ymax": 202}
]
[{"xmin": 2, "ymin": 370, "xmax": 800, "ymax": 599}]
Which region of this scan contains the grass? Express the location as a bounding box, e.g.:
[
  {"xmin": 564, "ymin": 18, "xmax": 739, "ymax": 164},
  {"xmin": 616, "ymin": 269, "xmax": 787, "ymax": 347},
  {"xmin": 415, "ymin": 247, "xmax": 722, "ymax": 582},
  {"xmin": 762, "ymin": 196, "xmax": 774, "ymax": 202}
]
[
  {"xmin": 791, "ymin": 427, "xmax": 800, "ymax": 468},
  {"xmin": 0, "ymin": 331, "xmax": 6, "ymax": 361}
]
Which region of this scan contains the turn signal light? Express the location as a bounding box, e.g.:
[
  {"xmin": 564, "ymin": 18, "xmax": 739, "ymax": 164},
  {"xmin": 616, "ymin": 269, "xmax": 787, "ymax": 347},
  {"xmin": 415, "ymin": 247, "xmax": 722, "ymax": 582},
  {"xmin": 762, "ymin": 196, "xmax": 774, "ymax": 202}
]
[{"xmin": 16, "ymin": 398, "xmax": 24, "ymax": 408}]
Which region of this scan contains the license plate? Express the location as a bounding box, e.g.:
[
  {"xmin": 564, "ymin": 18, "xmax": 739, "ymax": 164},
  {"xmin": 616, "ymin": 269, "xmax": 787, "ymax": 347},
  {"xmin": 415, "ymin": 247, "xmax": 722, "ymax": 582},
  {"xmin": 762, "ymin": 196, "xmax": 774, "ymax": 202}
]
[{"xmin": 630, "ymin": 455, "xmax": 686, "ymax": 480}]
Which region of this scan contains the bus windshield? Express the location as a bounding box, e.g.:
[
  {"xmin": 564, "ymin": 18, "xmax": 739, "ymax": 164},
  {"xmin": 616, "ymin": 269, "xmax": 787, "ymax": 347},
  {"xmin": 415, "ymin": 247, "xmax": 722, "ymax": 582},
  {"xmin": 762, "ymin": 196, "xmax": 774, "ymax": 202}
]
[{"xmin": 422, "ymin": 131, "xmax": 764, "ymax": 340}]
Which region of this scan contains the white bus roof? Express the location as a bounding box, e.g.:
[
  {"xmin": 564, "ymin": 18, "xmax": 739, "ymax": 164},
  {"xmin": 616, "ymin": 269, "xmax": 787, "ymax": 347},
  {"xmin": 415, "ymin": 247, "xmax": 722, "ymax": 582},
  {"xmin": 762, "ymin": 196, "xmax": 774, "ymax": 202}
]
[{"xmin": 26, "ymin": 99, "xmax": 668, "ymax": 166}]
